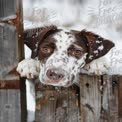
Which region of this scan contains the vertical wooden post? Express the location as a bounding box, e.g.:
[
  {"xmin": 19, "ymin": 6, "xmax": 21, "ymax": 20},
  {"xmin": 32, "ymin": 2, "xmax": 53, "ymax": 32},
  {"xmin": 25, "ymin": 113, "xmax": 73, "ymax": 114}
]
[
  {"xmin": 79, "ymin": 75, "xmax": 101, "ymax": 122},
  {"xmin": 35, "ymin": 83, "xmax": 81, "ymax": 122},
  {"xmin": 0, "ymin": 0, "xmax": 26, "ymax": 122},
  {"xmin": 118, "ymin": 76, "xmax": 122, "ymax": 121},
  {"xmin": 102, "ymin": 76, "xmax": 119, "ymax": 122},
  {"xmin": 79, "ymin": 75, "xmax": 121, "ymax": 122}
]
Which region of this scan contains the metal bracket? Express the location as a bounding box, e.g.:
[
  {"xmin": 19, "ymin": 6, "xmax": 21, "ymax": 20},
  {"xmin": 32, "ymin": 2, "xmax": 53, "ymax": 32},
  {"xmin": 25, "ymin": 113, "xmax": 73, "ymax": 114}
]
[{"xmin": 0, "ymin": 80, "xmax": 20, "ymax": 89}]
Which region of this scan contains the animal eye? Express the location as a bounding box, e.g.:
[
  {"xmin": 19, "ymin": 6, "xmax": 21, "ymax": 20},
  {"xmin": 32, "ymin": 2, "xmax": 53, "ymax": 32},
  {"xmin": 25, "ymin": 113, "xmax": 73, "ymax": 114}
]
[
  {"xmin": 74, "ymin": 50, "xmax": 82, "ymax": 55},
  {"xmin": 68, "ymin": 48, "xmax": 83, "ymax": 59},
  {"xmin": 41, "ymin": 46, "xmax": 53, "ymax": 54}
]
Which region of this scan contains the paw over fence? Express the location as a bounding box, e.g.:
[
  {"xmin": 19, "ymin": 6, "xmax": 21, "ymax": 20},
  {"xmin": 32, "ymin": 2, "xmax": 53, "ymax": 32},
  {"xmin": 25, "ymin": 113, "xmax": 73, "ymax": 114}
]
[{"xmin": 0, "ymin": 0, "xmax": 122, "ymax": 122}]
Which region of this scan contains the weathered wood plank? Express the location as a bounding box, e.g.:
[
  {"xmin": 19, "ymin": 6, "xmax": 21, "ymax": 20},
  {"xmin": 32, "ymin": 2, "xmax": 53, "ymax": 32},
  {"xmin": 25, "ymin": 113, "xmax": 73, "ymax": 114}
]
[
  {"xmin": 55, "ymin": 87, "xmax": 80, "ymax": 122},
  {"xmin": 0, "ymin": 24, "xmax": 18, "ymax": 80},
  {"xmin": 102, "ymin": 76, "xmax": 119, "ymax": 122},
  {"xmin": 35, "ymin": 83, "xmax": 80, "ymax": 122},
  {"xmin": 36, "ymin": 89, "xmax": 57, "ymax": 122},
  {"xmin": 35, "ymin": 75, "xmax": 122, "ymax": 122},
  {"xmin": 0, "ymin": 0, "xmax": 17, "ymax": 20},
  {"xmin": 118, "ymin": 76, "xmax": 122, "ymax": 122},
  {"xmin": 0, "ymin": 90, "xmax": 21, "ymax": 122},
  {"xmin": 0, "ymin": 0, "xmax": 26, "ymax": 122},
  {"xmin": 79, "ymin": 75, "xmax": 102, "ymax": 122}
]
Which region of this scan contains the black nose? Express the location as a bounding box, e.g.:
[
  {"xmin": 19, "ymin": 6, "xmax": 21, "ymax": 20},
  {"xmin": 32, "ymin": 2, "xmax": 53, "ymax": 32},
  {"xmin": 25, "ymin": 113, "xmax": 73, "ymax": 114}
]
[{"xmin": 46, "ymin": 69, "xmax": 64, "ymax": 81}]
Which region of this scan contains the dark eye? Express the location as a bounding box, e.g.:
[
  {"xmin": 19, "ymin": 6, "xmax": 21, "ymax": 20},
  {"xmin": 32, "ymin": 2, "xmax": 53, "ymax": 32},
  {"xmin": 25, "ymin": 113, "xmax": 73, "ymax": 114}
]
[
  {"xmin": 41, "ymin": 46, "xmax": 53, "ymax": 54},
  {"xmin": 74, "ymin": 50, "xmax": 82, "ymax": 55},
  {"xmin": 68, "ymin": 48, "xmax": 83, "ymax": 59}
]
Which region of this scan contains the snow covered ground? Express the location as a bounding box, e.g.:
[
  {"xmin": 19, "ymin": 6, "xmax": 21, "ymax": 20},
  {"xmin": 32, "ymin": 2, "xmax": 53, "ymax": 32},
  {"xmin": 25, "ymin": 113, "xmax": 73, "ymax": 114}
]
[{"xmin": 23, "ymin": 0, "xmax": 122, "ymax": 121}]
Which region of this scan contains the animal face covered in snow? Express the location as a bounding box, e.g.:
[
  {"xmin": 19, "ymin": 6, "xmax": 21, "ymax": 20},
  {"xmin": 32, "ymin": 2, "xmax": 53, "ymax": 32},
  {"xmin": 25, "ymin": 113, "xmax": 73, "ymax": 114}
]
[{"xmin": 17, "ymin": 26, "xmax": 114, "ymax": 87}]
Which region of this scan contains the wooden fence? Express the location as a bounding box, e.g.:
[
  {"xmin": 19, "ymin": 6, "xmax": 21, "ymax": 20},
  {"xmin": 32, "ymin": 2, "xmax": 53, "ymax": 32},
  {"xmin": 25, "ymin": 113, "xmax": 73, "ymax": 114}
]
[
  {"xmin": 0, "ymin": 0, "xmax": 26, "ymax": 122},
  {"xmin": 35, "ymin": 75, "xmax": 122, "ymax": 122},
  {"xmin": 0, "ymin": 0, "xmax": 122, "ymax": 122}
]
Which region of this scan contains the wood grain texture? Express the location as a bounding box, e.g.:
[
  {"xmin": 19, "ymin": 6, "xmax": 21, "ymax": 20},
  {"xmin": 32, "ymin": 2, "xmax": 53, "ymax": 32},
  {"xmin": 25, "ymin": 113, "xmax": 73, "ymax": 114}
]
[
  {"xmin": 102, "ymin": 76, "xmax": 119, "ymax": 122},
  {"xmin": 0, "ymin": 90, "xmax": 21, "ymax": 122},
  {"xmin": 0, "ymin": 0, "xmax": 17, "ymax": 20},
  {"xmin": 0, "ymin": 24, "xmax": 18, "ymax": 80},
  {"xmin": 79, "ymin": 75, "xmax": 121, "ymax": 122},
  {"xmin": 79, "ymin": 75, "xmax": 101, "ymax": 122},
  {"xmin": 118, "ymin": 76, "xmax": 122, "ymax": 121},
  {"xmin": 35, "ymin": 75, "xmax": 122, "ymax": 122},
  {"xmin": 0, "ymin": 0, "xmax": 26, "ymax": 122},
  {"xmin": 35, "ymin": 84, "xmax": 80, "ymax": 122}
]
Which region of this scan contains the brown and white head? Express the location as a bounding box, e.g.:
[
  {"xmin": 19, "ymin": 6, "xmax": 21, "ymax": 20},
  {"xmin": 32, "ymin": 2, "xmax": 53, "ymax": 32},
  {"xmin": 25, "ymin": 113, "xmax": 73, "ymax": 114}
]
[{"xmin": 24, "ymin": 26, "xmax": 114, "ymax": 87}]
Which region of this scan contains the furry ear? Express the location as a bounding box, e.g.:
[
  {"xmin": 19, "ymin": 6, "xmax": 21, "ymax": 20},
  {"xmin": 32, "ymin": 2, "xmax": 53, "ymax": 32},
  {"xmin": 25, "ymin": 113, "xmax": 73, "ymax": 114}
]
[
  {"xmin": 24, "ymin": 26, "xmax": 58, "ymax": 58},
  {"xmin": 80, "ymin": 30, "xmax": 115, "ymax": 63}
]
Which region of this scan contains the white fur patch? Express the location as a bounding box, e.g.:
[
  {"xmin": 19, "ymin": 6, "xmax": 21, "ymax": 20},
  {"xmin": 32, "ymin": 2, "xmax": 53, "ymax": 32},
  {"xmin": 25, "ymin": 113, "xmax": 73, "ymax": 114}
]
[{"xmin": 98, "ymin": 45, "xmax": 104, "ymax": 50}]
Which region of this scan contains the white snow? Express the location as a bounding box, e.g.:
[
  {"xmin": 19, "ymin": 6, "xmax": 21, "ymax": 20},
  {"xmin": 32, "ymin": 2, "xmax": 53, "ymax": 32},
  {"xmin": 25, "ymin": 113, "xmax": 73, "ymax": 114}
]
[{"xmin": 1, "ymin": 15, "xmax": 16, "ymax": 21}]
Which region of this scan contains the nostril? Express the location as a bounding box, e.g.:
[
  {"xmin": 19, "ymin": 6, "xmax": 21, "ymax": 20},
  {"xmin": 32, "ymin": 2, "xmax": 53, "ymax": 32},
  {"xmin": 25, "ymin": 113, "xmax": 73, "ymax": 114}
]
[
  {"xmin": 49, "ymin": 73, "xmax": 53, "ymax": 77},
  {"xmin": 58, "ymin": 74, "xmax": 64, "ymax": 79},
  {"xmin": 46, "ymin": 69, "xmax": 64, "ymax": 81},
  {"xmin": 47, "ymin": 70, "xmax": 53, "ymax": 77}
]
